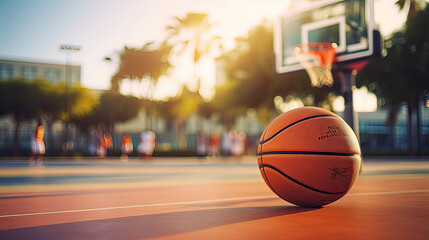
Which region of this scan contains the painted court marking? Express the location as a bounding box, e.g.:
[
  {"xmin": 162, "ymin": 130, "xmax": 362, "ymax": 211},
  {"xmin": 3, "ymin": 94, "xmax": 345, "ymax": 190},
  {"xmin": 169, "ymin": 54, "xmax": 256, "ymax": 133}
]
[
  {"xmin": 0, "ymin": 196, "xmax": 274, "ymax": 218},
  {"xmin": 0, "ymin": 189, "xmax": 428, "ymax": 219}
]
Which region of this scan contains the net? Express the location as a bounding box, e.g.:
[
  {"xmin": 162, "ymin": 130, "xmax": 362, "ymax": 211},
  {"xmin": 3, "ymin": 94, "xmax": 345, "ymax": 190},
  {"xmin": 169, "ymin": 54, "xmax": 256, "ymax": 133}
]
[{"xmin": 294, "ymin": 42, "xmax": 337, "ymax": 87}]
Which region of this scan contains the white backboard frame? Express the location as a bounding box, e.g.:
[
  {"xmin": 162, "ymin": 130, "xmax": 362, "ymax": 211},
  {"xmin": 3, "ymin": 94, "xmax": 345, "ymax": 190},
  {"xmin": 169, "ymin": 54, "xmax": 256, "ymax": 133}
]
[{"xmin": 275, "ymin": 0, "xmax": 375, "ymax": 74}]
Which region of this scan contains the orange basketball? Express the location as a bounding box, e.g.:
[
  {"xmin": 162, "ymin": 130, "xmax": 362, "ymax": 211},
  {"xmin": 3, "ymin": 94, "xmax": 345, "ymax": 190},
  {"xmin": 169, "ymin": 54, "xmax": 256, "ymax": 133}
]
[{"xmin": 258, "ymin": 107, "xmax": 361, "ymax": 207}]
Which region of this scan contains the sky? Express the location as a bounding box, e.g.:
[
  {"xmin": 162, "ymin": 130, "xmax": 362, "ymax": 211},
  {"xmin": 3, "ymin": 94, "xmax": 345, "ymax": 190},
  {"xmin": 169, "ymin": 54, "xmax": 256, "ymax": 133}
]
[{"xmin": 0, "ymin": 0, "xmax": 409, "ymax": 110}]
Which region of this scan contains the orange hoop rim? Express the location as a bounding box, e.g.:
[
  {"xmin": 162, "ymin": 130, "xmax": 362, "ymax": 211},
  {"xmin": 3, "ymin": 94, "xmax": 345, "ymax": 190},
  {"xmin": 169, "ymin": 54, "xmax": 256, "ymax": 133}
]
[
  {"xmin": 294, "ymin": 42, "xmax": 337, "ymax": 66},
  {"xmin": 294, "ymin": 42, "xmax": 337, "ymax": 53},
  {"xmin": 293, "ymin": 42, "xmax": 338, "ymax": 87}
]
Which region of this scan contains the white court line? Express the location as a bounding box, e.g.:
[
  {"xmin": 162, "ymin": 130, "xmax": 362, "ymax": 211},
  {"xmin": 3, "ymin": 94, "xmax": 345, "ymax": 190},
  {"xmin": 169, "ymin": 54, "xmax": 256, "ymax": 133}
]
[
  {"xmin": 0, "ymin": 196, "xmax": 274, "ymax": 218},
  {"xmin": 1, "ymin": 189, "xmax": 428, "ymax": 219}
]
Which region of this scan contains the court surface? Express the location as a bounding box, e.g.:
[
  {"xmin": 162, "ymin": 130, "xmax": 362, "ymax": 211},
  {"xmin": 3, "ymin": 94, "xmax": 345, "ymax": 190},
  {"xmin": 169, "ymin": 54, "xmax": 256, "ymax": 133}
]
[{"xmin": 0, "ymin": 156, "xmax": 428, "ymax": 239}]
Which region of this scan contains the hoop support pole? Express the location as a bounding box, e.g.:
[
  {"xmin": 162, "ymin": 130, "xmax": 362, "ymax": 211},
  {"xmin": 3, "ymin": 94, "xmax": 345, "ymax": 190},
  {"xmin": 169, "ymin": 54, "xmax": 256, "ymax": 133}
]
[{"xmin": 339, "ymin": 68, "xmax": 360, "ymax": 141}]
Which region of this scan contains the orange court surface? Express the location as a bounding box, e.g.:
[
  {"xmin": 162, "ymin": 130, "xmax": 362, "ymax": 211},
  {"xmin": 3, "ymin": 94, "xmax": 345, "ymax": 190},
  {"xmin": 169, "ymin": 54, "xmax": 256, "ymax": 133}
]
[{"xmin": 0, "ymin": 156, "xmax": 428, "ymax": 239}]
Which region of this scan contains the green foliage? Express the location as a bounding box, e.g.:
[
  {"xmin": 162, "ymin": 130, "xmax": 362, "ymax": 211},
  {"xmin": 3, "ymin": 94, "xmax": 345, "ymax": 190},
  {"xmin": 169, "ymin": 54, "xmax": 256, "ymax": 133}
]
[
  {"xmin": 210, "ymin": 21, "xmax": 338, "ymax": 124},
  {"xmin": 98, "ymin": 93, "xmax": 141, "ymax": 124},
  {"xmin": 111, "ymin": 42, "xmax": 172, "ymax": 94},
  {"xmin": 0, "ymin": 78, "xmax": 45, "ymax": 120},
  {"xmin": 357, "ymin": 4, "xmax": 429, "ymax": 125},
  {"xmin": 166, "ymin": 13, "xmax": 222, "ymax": 93},
  {"xmin": 0, "ymin": 78, "xmax": 98, "ymax": 121},
  {"xmin": 220, "ymin": 22, "xmax": 278, "ymax": 109},
  {"xmin": 37, "ymin": 81, "xmax": 65, "ymax": 121},
  {"xmin": 68, "ymin": 85, "xmax": 98, "ymax": 119},
  {"xmin": 0, "ymin": 78, "xmax": 46, "ymax": 154},
  {"xmin": 157, "ymin": 88, "xmax": 202, "ymax": 123},
  {"xmin": 0, "ymin": 78, "xmax": 100, "ymax": 154},
  {"xmin": 166, "ymin": 13, "xmax": 218, "ymax": 63},
  {"xmin": 73, "ymin": 92, "xmax": 141, "ymax": 132},
  {"xmin": 395, "ymin": 0, "xmax": 426, "ymax": 20}
]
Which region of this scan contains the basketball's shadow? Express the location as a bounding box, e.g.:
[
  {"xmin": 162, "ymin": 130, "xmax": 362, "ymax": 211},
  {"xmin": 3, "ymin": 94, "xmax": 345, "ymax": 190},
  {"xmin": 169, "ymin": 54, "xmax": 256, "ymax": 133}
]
[{"xmin": 0, "ymin": 206, "xmax": 317, "ymax": 239}]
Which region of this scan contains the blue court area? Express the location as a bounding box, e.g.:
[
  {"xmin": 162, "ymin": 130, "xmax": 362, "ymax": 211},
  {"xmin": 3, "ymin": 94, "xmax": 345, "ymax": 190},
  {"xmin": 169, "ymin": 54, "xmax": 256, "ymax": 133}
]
[{"xmin": 1, "ymin": 157, "xmax": 428, "ymax": 187}]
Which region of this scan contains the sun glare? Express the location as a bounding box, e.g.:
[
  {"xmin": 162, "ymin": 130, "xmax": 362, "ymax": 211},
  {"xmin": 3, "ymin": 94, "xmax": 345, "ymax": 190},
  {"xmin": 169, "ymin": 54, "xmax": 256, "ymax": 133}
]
[
  {"xmin": 353, "ymin": 86, "xmax": 377, "ymax": 112},
  {"xmin": 149, "ymin": 0, "xmax": 293, "ymax": 101},
  {"xmin": 333, "ymin": 86, "xmax": 377, "ymax": 112}
]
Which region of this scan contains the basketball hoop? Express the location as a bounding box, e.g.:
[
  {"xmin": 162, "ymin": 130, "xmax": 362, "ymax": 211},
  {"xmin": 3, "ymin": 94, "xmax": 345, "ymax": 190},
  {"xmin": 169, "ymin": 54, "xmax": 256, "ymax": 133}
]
[{"xmin": 294, "ymin": 42, "xmax": 337, "ymax": 88}]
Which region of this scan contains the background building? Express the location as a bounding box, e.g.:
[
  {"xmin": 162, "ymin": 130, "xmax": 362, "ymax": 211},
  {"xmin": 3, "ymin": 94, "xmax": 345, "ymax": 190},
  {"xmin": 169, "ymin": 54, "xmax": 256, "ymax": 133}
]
[
  {"xmin": 0, "ymin": 58, "xmax": 80, "ymax": 84},
  {"xmin": 0, "ymin": 57, "xmax": 81, "ymax": 155}
]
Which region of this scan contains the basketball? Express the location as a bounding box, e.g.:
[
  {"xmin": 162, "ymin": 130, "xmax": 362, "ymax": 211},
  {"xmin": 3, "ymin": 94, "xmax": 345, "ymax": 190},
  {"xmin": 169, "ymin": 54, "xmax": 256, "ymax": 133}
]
[{"xmin": 258, "ymin": 107, "xmax": 361, "ymax": 207}]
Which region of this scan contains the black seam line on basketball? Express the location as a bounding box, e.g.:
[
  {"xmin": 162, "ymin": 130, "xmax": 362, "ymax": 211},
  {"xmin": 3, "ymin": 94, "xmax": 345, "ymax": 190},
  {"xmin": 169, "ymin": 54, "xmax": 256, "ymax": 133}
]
[
  {"xmin": 259, "ymin": 128, "xmax": 282, "ymax": 198},
  {"xmin": 260, "ymin": 127, "xmax": 268, "ymax": 165},
  {"xmin": 259, "ymin": 164, "xmax": 347, "ymax": 195},
  {"xmin": 258, "ymin": 151, "xmax": 355, "ymax": 157},
  {"xmin": 259, "ymin": 130, "xmax": 284, "ymax": 198},
  {"xmin": 259, "ymin": 114, "xmax": 335, "ymax": 144}
]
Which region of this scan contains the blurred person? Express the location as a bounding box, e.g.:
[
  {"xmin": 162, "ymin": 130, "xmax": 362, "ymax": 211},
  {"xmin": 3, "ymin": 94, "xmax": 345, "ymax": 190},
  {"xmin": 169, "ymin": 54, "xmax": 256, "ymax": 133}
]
[
  {"xmin": 104, "ymin": 132, "xmax": 113, "ymax": 156},
  {"xmin": 231, "ymin": 130, "xmax": 246, "ymax": 158},
  {"xmin": 95, "ymin": 128, "xmax": 106, "ymax": 158},
  {"xmin": 239, "ymin": 131, "xmax": 247, "ymax": 156},
  {"xmin": 88, "ymin": 128, "xmax": 97, "ymax": 155},
  {"xmin": 196, "ymin": 131, "xmax": 208, "ymax": 159},
  {"xmin": 221, "ymin": 130, "xmax": 232, "ymax": 156},
  {"xmin": 28, "ymin": 122, "xmax": 45, "ymax": 166},
  {"xmin": 120, "ymin": 134, "xmax": 133, "ymax": 161},
  {"xmin": 208, "ymin": 132, "xmax": 220, "ymax": 157},
  {"xmin": 138, "ymin": 129, "xmax": 156, "ymax": 160}
]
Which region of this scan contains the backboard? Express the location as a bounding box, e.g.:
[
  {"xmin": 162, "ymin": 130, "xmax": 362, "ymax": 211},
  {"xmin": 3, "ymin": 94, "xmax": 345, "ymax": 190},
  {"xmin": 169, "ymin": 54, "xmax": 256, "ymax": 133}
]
[{"xmin": 274, "ymin": 0, "xmax": 376, "ymax": 74}]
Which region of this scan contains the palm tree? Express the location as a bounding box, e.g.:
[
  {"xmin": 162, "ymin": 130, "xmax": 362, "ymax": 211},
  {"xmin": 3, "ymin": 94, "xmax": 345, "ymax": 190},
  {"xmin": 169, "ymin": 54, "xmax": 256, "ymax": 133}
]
[
  {"xmin": 395, "ymin": 0, "xmax": 426, "ymax": 21},
  {"xmin": 358, "ymin": 3, "xmax": 429, "ymax": 154},
  {"xmin": 110, "ymin": 42, "xmax": 171, "ymax": 99},
  {"xmin": 394, "ymin": 0, "xmax": 427, "ymax": 154},
  {"xmin": 166, "ymin": 13, "xmax": 221, "ymax": 96}
]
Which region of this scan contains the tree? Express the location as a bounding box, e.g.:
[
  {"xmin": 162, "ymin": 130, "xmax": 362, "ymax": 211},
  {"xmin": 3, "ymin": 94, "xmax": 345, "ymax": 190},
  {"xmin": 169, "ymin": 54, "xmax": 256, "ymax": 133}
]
[
  {"xmin": 73, "ymin": 92, "xmax": 141, "ymax": 134},
  {"xmin": 110, "ymin": 42, "xmax": 171, "ymax": 97},
  {"xmin": 166, "ymin": 13, "xmax": 221, "ymax": 96},
  {"xmin": 38, "ymin": 82, "xmax": 97, "ymax": 154},
  {"xmin": 0, "ymin": 78, "xmax": 98, "ymax": 155},
  {"xmin": 211, "ymin": 21, "xmax": 338, "ymax": 126},
  {"xmin": 0, "ymin": 78, "xmax": 48, "ymax": 154},
  {"xmin": 395, "ymin": 0, "xmax": 426, "ymax": 21},
  {"xmin": 357, "ymin": 4, "xmax": 429, "ymax": 154},
  {"xmin": 68, "ymin": 85, "xmax": 98, "ymax": 121},
  {"xmin": 157, "ymin": 88, "xmax": 202, "ymax": 149}
]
